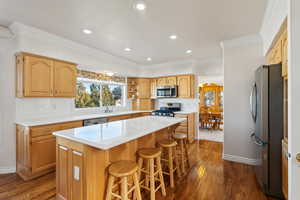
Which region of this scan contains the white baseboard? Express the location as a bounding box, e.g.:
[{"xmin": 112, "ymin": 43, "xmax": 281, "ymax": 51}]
[
  {"xmin": 222, "ymin": 154, "xmax": 259, "ymax": 166},
  {"xmin": 0, "ymin": 166, "xmax": 16, "ymax": 174}
]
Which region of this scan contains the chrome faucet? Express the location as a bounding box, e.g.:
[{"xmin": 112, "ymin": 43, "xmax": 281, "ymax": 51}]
[{"xmin": 104, "ymin": 106, "xmax": 113, "ymax": 113}]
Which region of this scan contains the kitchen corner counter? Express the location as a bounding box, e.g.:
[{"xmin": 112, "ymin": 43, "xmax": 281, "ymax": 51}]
[
  {"xmin": 15, "ymin": 110, "xmax": 152, "ymax": 127},
  {"xmin": 53, "ymin": 116, "xmax": 185, "ymax": 150}
]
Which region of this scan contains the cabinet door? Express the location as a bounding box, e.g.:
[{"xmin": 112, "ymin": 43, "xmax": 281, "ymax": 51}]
[
  {"xmin": 282, "ymin": 30, "xmax": 288, "ymax": 77},
  {"xmin": 24, "ymin": 55, "xmax": 54, "ymax": 97},
  {"xmin": 137, "ymin": 79, "xmax": 150, "ymax": 98},
  {"xmin": 166, "ymin": 76, "xmax": 177, "ymax": 86},
  {"xmin": 71, "ymin": 150, "xmax": 84, "ymax": 200},
  {"xmin": 157, "ymin": 78, "xmax": 166, "ymax": 86},
  {"xmin": 57, "ymin": 145, "xmax": 70, "ymax": 200},
  {"xmin": 150, "ymin": 79, "xmax": 157, "ymax": 98},
  {"xmin": 31, "ymin": 135, "xmax": 56, "ymax": 173},
  {"xmin": 54, "ymin": 61, "xmax": 77, "ymax": 97},
  {"xmin": 138, "ymin": 99, "xmax": 154, "ymax": 110},
  {"xmin": 177, "ymin": 75, "xmax": 191, "ymax": 98},
  {"xmin": 273, "ymin": 39, "xmax": 282, "ymax": 64}
]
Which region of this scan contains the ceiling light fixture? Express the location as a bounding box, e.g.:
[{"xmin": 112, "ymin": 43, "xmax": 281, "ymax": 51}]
[
  {"xmin": 124, "ymin": 48, "xmax": 131, "ymax": 52},
  {"xmin": 83, "ymin": 29, "xmax": 92, "ymax": 34},
  {"xmin": 147, "ymin": 57, "xmax": 152, "ymax": 61},
  {"xmin": 133, "ymin": 0, "xmax": 146, "ymax": 11},
  {"xmin": 169, "ymin": 35, "xmax": 177, "ymax": 40},
  {"xmin": 186, "ymin": 50, "xmax": 192, "ymax": 54}
]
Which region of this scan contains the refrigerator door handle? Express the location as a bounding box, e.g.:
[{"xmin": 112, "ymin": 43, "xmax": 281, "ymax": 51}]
[
  {"xmin": 251, "ymin": 133, "xmax": 267, "ymax": 147},
  {"xmin": 250, "ymin": 83, "xmax": 257, "ymax": 122}
]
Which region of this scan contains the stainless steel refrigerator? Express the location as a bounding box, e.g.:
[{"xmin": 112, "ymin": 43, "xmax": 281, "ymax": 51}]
[{"xmin": 250, "ymin": 64, "xmax": 283, "ymax": 199}]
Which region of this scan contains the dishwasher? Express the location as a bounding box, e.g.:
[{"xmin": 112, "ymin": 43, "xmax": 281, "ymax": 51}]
[{"xmin": 83, "ymin": 117, "xmax": 108, "ymax": 126}]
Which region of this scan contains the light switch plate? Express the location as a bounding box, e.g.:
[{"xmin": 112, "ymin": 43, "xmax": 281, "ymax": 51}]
[{"xmin": 73, "ymin": 166, "xmax": 80, "ymax": 181}]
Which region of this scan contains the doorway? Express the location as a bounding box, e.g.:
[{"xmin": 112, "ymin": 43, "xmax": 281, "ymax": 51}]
[{"xmin": 198, "ymin": 77, "xmax": 224, "ymax": 142}]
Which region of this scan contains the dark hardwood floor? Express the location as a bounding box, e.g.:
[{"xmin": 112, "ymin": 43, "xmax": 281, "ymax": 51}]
[{"xmin": 0, "ymin": 141, "xmax": 275, "ymax": 200}]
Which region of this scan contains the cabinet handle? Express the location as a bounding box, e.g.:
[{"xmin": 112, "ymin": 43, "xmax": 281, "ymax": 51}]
[
  {"xmin": 50, "ymin": 89, "xmax": 53, "ymax": 94},
  {"xmin": 59, "ymin": 146, "xmax": 68, "ymax": 151},
  {"xmin": 72, "ymin": 151, "xmax": 82, "ymax": 156}
]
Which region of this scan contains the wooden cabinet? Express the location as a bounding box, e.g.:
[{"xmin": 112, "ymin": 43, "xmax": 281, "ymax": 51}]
[
  {"xmin": 16, "ymin": 121, "xmax": 83, "ymax": 181},
  {"xmin": 150, "ymin": 79, "xmax": 157, "ymax": 98},
  {"xmin": 16, "ymin": 52, "xmax": 77, "ymax": 98},
  {"xmin": 157, "ymin": 77, "xmax": 167, "ymax": 86},
  {"xmin": 174, "ymin": 113, "xmax": 196, "ymax": 143},
  {"xmin": 137, "ymin": 99, "xmax": 155, "ymax": 110},
  {"xmin": 54, "ymin": 61, "xmax": 77, "ymax": 97},
  {"xmin": 166, "ymin": 76, "xmax": 177, "ymax": 85},
  {"xmin": 156, "ymin": 76, "xmax": 177, "ymax": 86},
  {"xmin": 31, "ymin": 135, "xmax": 56, "ymax": 173},
  {"xmin": 137, "ymin": 78, "xmax": 151, "ymax": 98},
  {"xmin": 282, "ymin": 139, "xmax": 288, "ymax": 200},
  {"xmin": 128, "ymin": 74, "xmax": 195, "ymax": 100},
  {"xmin": 56, "ymin": 144, "xmax": 84, "ymax": 200},
  {"xmin": 177, "ymin": 75, "xmax": 195, "ymax": 98},
  {"xmin": 282, "ymin": 30, "xmax": 288, "ymax": 77}
]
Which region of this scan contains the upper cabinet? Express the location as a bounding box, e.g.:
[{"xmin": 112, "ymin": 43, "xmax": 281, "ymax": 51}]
[
  {"xmin": 137, "ymin": 78, "xmax": 151, "ymax": 98},
  {"xmin": 157, "ymin": 76, "xmax": 177, "ymax": 86},
  {"xmin": 16, "ymin": 53, "xmax": 77, "ymax": 98},
  {"xmin": 157, "ymin": 77, "xmax": 167, "ymax": 86},
  {"xmin": 150, "ymin": 79, "xmax": 157, "ymax": 98},
  {"xmin": 177, "ymin": 75, "xmax": 195, "ymax": 98},
  {"xmin": 166, "ymin": 76, "xmax": 177, "ymax": 85},
  {"xmin": 54, "ymin": 61, "xmax": 77, "ymax": 97},
  {"xmin": 282, "ymin": 29, "xmax": 288, "ymax": 77}
]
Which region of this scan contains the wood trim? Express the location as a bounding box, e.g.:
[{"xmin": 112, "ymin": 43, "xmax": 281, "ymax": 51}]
[{"xmin": 16, "ymin": 52, "xmax": 76, "ymax": 65}]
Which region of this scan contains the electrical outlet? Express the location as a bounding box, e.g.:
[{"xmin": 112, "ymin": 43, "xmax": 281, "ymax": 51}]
[{"xmin": 73, "ymin": 166, "xmax": 80, "ymax": 180}]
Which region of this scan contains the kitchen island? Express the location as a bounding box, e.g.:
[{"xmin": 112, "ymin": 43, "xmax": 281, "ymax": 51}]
[{"xmin": 53, "ymin": 116, "xmax": 185, "ymax": 200}]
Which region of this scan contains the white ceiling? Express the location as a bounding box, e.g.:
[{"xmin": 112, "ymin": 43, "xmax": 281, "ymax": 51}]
[{"xmin": 0, "ymin": 0, "xmax": 268, "ymax": 65}]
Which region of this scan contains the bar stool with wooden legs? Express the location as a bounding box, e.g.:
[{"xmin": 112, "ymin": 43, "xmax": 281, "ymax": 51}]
[
  {"xmin": 172, "ymin": 133, "xmax": 190, "ymax": 174},
  {"xmin": 105, "ymin": 160, "xmax": 142, "ymax": 200},
  {"xmin": 157, "ymin": 139, "xmax": 181, "ymax": 188},
  {"xmin": 137, "ymin": 148, "xmax": 166, "ymax": 200}
]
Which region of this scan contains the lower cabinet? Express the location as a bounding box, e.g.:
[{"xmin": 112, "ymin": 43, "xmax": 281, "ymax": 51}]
[
  {"xmin": 16, "ymin": 121, "xmax": 83, "ymax": 181},
  {"xmin": 56, "ymin": 144, "xmax": 83, "ymax": 200},
  {"xmin": 282, "ymin": 139, "xmax": 288, "ymax": 200},
  {"xmin": 174, "ymin": 113, "xmax": 196, "ymax": 143}
]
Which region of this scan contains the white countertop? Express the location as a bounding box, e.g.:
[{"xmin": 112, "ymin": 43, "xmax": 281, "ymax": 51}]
[
  {"xmin": 15, "ymin": 110, "xmax": 152, "ymax": 127},
  {"xmin": 53, "ymin": 116, "xmax": 185, "ymax": 150},
  {"xmin": 15, "ymin": 110, "xmax": 195, "ymax": 127}
]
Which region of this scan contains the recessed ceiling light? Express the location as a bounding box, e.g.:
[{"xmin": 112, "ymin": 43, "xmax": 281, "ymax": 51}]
[
  {"xmin": 83, "ymin": 29, "xmax": 92, "ymax": 34},
  {"xmin": 133, "ymin": 0, "xmax": 146, "ymax": 11},
  {"xmin": 169, "ymin": 35, "xmax": 177, "ymax": 40},
  {"xmin": 186, "ymin": 50, "xmax": 192, "ymax": 54},
  {"xmin": 147, "ymin": 57, "xmax": 152, "ymax": 61},
  {"xmin": 124, "ymin": 48, "xmax": 131, "ymax": 52}
]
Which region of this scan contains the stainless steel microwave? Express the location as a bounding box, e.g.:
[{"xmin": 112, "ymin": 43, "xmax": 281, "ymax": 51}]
[{"xmin": 156, "ymin": 86, "xmax": 178, "ymax": 98}]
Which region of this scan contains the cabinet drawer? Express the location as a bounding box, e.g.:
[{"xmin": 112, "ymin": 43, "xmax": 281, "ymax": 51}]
[
  {"xmin": 31, "ymin": 124, "xmax": 59, "ymax": 138},
  {"xmin": 175, "ymin": 126, "xmax": 188, "ymax": 133},
  {"xmin": 179, "ymin": 120, "xmax": 188, "ymax": 127},
  {"xmin": 175, "ymin": 114, "xmax": 188, "ymax": 119},
  {"xmin": 59, "ymin": 121, "xmax": 83, "ymax": 130}
]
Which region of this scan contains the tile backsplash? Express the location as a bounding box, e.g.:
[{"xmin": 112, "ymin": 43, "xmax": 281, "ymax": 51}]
[
  {"xmin": 155, "ymin": 98, "xmax": 199, "ymax": 112},
  {"xmin": 16, "ymin": 98, "xmax": 131, "ymax": 121}
]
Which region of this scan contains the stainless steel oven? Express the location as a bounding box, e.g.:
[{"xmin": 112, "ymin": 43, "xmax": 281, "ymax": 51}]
[{"xmin": 156, "ymin": 86, "xmax": 177, "ymax": 98}]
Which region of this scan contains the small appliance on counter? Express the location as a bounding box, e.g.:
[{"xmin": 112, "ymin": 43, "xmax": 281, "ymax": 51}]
[
  {"xmin": 152, "ymin": 103, "xmax": 181, "ymax": 117},
  {"xmin": 156, "ymin": 86, "xmax": 178, "ymax": 98}
]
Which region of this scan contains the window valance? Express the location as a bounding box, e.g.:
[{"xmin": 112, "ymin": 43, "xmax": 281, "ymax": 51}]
[{"xmin": 77, "ymin": 69, "xmax": 126, "ymax": 83}]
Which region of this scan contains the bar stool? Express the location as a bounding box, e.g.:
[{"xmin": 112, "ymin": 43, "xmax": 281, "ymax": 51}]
[
  {"xmin": 137, "ymin": 148, "xmax": 166, "ymax": 200},
  {"xmin": 157, "ymin": 139, "xmax": 181, "ymax": 188},
  {"xmin": 106, "ymin": 160, "xmax": 142, "ymax": 200},
  {"xmin": 172, "ymin": 133, "xmax": 190, "ymax": 174}
]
